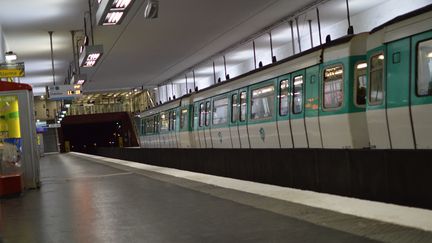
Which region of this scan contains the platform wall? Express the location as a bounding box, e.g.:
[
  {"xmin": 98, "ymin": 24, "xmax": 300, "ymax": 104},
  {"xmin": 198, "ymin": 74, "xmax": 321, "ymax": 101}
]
[{"xmin": 86, "ymin": 148, "xmax": 432, "ymax": 210}]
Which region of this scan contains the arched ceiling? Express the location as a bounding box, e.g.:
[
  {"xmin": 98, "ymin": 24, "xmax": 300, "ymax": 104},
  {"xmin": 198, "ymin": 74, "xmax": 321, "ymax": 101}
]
[{"xmin": 0, "ymin": 0, "xmax": 321, "ymax": 95}]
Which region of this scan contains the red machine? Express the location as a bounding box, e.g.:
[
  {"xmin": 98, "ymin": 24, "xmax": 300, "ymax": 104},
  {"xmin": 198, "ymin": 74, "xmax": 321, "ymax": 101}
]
[{"xmin": 0, "ymin": 81, "xmax": 39, "ymax": 197}]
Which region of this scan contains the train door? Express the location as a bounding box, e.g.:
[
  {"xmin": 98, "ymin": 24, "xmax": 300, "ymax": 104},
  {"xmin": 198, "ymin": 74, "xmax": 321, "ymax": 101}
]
[
  {"xmin": 197, "ymin": 101, "xmax": 206, "ymax": 148},
  {"xmin": 153, "ymin": 114, "xmax": 160, "ymax": 148},
  {"xmin": 203, "ymin": 99, "xmax": 213, "ymax": 148},
  {"xmin": 192, "ymin": 102, "xmax": 201, "ymax": 148},
  {"xmin": 410, "ymin": 31, "xmax": 432, "ymax": 149},
  {"xmin": 143, "ymin": 118, "xmax": 149, "ymax": 148},
  {"xmin": 290, "ymin": 70, "xmax": 308, "ymax": 148},
  {"xmin": 366, "ymin": 47, "xmax": 391, "ymax": 149},
  {"xmin": 179, "ymin": 106, "xmax": 191, "ymax": 148},
  {"xmin": 386, "ymin": 38, "xmax": 415, "ymax": 149},
  {"xmin": 305, "ymin": 65, "xmax": 322, "ymax": 148},
  {"xmin": 247, "ymin": 79, "xmax": 280, "ymax": 148},
  {"xmin": 170, "ymin": 109, "xmax": 179, "ymax": 148},
  {"xmin": 238, "ymin": 88, "xmax": 250, "ymax": 148},
  {"xmin": 229, "ymin": 90, "xmax": 241, "ymax": 148},
  {"xmin": 159, "ymin": 112, "xmax": 169, "ymax": 148},
  {"xmin": 276, "ymin": 74, "xmax": 293, "ymax": 148},
  {"xmin": 168, "ymin": 110, "xmax": 174, "ymax": 148},
  {"xmin": 210, "ymin": 94, "xmax": 232, "ymax": 148}
]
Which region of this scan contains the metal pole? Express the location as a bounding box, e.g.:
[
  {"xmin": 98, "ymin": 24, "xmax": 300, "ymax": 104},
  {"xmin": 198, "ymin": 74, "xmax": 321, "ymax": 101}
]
[
  {"xmin": 308, "ymin": 20, "xmax": 313, "ymax": 48},
  {"xmin": 346, "ymin": 0, "xmax": 351, "ymax": 28},
  {"xmin": 295, "ymin": 17, "xmax": 302, "ymax": 53},
  {"xmin": 289, "ymin": 20, "xmax": 295, "ymax": 55},
  {"xmin": 88, "ymin": 0, "xmax": 95, "ymax": 45},
  {"xmin": 213, "ymin": 61, "xmax": 217, "ymax": 84},
  {"xmin": 253, "ymin": 40, "xmax": 257, "ymax": 69},
  {"xmin": 76, "ymin": 39, "xmax": 81, "ymax": 73},
  {"xmin": 185, "ymin": 74, "xmax": 188, "ymax": 95},
  {"xmin": 70, "ymin": 31, "xmax": 77, "ymax": 76},
  {"xmin": 165, "ymin": 83, "xmax": 168, "ymax": 102},
  {"xmin": 49, "ymin": 31, "xmax": 56, "ymax": 85},
  {"xmin": 269, "ymin": 32, "xmax": 274, "ymax": 62},
  {"xmin": 171, "ymin": 81, "xmax": 174, "ymax": 99},
  {"xmin": 316, "ymin": 8, "xmax": 322, "ymax": 45},
  {"xmin": 223, "ymin": 56, "xmax": 227, "ymax": 80},
  {"xmin": 192, "ymin": 70, "xmax": 196, "ymax": 90}
]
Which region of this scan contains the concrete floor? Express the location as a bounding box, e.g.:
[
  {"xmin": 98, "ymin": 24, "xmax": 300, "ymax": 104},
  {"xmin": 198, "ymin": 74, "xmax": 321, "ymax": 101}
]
[{"xmin": 0, "ymin": 153, "xmax": 430, "ymax": 243}]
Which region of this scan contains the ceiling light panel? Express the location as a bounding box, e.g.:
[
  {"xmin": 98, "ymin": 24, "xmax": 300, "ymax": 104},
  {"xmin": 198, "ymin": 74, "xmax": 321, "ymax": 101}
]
[
  {"xmin": 79, "ymin": 45, "xmax": 104, "ymax": 67},
  {"xmin": 97, "ymin": 0, "xmax": 134, "ymax": 26}
]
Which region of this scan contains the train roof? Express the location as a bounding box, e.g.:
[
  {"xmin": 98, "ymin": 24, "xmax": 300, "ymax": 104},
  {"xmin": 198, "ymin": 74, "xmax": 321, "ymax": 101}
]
[
  {"xmin": 0, "ymin": 81, "xmax": 32, "ymax": 92},
  {"xmin": 371, "ymin": 3, "xmax": 432, "ymax": 33}
]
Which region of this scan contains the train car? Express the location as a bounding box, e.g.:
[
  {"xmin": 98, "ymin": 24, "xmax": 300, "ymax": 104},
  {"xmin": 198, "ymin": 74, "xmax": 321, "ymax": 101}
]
[
  {"xmin": 366, "ymin": 4, "xmax": 432, "ymax": 149},
  {"xmin": 187, "ymin": 33, "xmax": 369, "ymax": 149},
  {"xmin": 139, "ymin": 99, "xmax": 180, "ymax": 148},
  {"xmin": 138, "ymin": 33, "xmax": 370, "ymax": 149},
  {"xmin": 137, "ymin": 5, "xmax": 432, "ymax": 150}
]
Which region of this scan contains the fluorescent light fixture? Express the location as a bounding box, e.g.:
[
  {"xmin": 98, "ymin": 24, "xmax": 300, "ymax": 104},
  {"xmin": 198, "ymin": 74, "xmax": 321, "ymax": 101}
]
[
  {"xmin": 65, "ymin": 104, "xmax": 71, "ymax": 108},
  {"xmin": 5, "ymin": 52, "xmax": 17, "ymax": 62},
  {"xmin": 356, "ymin": 63, "xmax": 367, "ymax": 69},
  {"xmin": 427, "ymin": 52, "xmax": 432, "ymax": 58},
  {"xmin": 96, "ymin": 0, "xmax": 135, "ymax": 26},
  {"xmin": 79, "ymin": 45, "xmax": 103, "ymax": 67}
]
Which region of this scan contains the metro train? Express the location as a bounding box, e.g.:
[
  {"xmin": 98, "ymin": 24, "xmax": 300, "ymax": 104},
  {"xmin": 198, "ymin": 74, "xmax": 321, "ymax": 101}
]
[{"xmin": 136, "ymin": 5, "xmax": 432, "ymax": 150}]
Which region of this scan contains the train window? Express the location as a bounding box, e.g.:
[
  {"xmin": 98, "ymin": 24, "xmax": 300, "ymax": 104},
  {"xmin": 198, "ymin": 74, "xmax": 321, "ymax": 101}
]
[
  {"xmin": 205, "ymin": 101, "xmax": 211, "ymax": 126},
  {"xmin": 369, "ymin": 53, "xmax": 385, "ymax": 105},
  {"xmin": 240, "ymin": 91, "xmax": 247, "ymax": 122},
  {"xmin": 393, "ymin": 52, "xmax": 401, "ymax": 64},
  {"xmin": 293, "ymin": 75, "xmax": 303, "ymax": 114},
  {"xmin": 323, "ymin": 65, "xmax": 344, "ymax": 109},
  {"xmin": 251, "ymin": 84, "xmax": 275, "ymax": 120},
  {"xmin": 160, "ymin": 113, "xmax": 169, "ymax": 132},
  {"xmin": 417, "ymin": 39, "xmax": 432, "ymax": 96},
  {"xmin": 154, "ymin": 116, "xmax": 160, "ymax": 133},
  {"xmin": 213, "ymin": 97, "xmax": 228, "ymax": 125},
  {"xmin": 355, "ymin": 62, "xmax": 367, "ymax": 106},
  {"xmin": 180, "ymin": 108, "xmax": 188, "ymax": 129},
  {"xmin": 168, "ymin": 111, "xmax": 172, "ymax": 131},
  {"xmin": 279, "ymin": 79, "xmax": 289, "ymax": 116},
  {"xmin": 145, "ymin": 118, "xmax": 152, "ymax": 134},
  {"xmin": 231, "ymin": 94, "xmax": 239, "ymax": 123},
  {"xmin": 199, "ymin": 103, "xmax": 205, "ymax": 127}
]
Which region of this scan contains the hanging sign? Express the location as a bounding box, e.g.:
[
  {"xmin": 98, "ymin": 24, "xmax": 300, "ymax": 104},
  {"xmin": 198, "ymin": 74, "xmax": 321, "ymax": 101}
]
[
  {"xmin": 0, "ymin": 62, "xmax": 25, "ymax": 78},
  {"xmin": 46, "ymin": 84, "xmax": 82, "ymax": 100}
]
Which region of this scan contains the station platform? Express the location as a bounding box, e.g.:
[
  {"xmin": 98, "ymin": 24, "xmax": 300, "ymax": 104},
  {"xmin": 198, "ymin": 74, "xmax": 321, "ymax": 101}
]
[{"xmin": 1, "ymin": 153, "xmax": 432, "ymax": 242}]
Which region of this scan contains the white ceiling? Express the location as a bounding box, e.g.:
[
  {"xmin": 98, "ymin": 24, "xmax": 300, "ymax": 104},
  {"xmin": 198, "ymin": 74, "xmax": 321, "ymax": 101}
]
[{"xmin": 0, "ymin": 0, "xmax": 320, "ymax": 95}]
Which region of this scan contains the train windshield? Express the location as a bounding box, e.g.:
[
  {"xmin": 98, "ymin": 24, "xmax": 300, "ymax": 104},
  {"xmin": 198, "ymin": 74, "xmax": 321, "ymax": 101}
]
[{"xmin": 417, "ymin": 39, "xmax": 432, "ymax": 96}]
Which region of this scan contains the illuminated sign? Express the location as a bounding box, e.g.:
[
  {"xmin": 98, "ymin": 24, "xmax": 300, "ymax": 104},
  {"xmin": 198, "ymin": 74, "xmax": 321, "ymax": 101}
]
[{"xmin": 46, "ymin": 84, "xmax": 82, "ymax": 100}]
